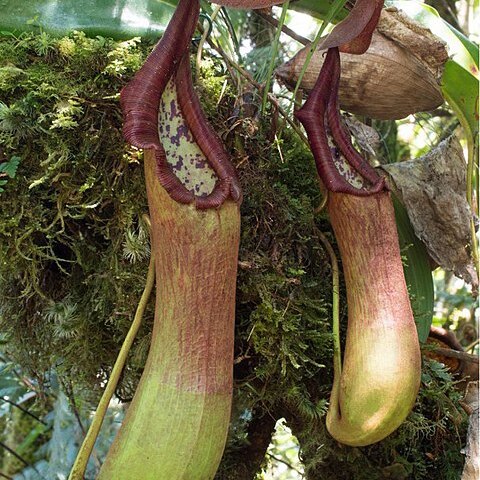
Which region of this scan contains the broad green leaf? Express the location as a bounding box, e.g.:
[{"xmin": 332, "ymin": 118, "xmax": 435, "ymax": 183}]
[
  {"xmin": 0, "ymin": 0, "xmax": 177, "ymax": 40},
  {"xmin": 0, "ymin": 0, "xmax": 348, "ymax": 41},
  {"xmin": 446, "ymin": 24, "xmax": 479, "ymax": 69},
  {"xmin": 393, "ymin": 197, "xmax": 434, "ymax": 343},
  {"xmin": 289, "ymin": 0, "xmax": 349, "ymax": 21},
  {"xmin": 0, "ymin": 381, "xmax": 27, "ymax": 405},
  {"xmin": 0, "ymin": 362, "xmax": 30, "ymax": 410},
  {"xmin": 442, "ymin": 59, "xmax": 479, "ymax": 139}
]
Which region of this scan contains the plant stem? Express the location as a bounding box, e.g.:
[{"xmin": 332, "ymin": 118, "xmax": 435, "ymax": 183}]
[
  {"xmin": 266, "ymin": 452, "xmax": 303, "ymax": 475},
  {"xmin": 0, "ymin": 397, "xmax": 47, "ymax": 425},
  {"xmin": 424, "ymin": 346, "xmax": 479, "ymax": 363},
  {"xmin": 315, "ymin": 228, "xmax": 341, "ymax": 378},
  {"xmin": 196, "ymin": 6, "xmax": 222, "ymax": 74},
  {"xmin": 466, "ymin": 338, "xmax": 479, "ymax": 352},
  {"xmin": 314, "ymin": 190, "xmax": 329, "ymax": 214},
  {"xmin": 68, "ymin": 218, "xmax": 155, "ymax": 480},
  {"xmin": 219, "ymin": 6, "xmax": 241, "ymax": 61},
  {"xmin": 261, "ymin": 1, "xmax": 290, "ymax": 115},
  {"xmin": 467, "ymin": 134, "xmax": 479, "ymax": 272}
]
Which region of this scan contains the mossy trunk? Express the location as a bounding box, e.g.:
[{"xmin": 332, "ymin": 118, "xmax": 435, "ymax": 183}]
[{"xmin": 98, "ymin": 151, "xmax": 241, "ymax": 479}]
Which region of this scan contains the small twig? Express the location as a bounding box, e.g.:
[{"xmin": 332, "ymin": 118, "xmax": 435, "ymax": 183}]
[
  {"xmin": 0, "ymin": 396, "xmax": 47, "ymax": 425},
  {"xmin": 219, "ymin": 7, "xmax": 242, "ymax": 61},
  {"xmin": 261, "ymin": 1, "xmax": 290, "ymax": 114},
  {"xmin": 266, "ymin": 452, "xmax": 303, "ymax": 475},
  {"xmin": 61, "ymin": 379, "xmax": 85, "ymax": 435},
  {"xmin": 196, "ymin": 7, "xmax": 221, "ymax": 74},
  {"xmin": 466, "ymin": 339, "xmax": 479, "ymax": 353},
  {"xmin": 196, "ymin": 22, "xmax": 240, "ymax": 90},
  {"xmin": 314, "ymin": 191, "xmax": 329, "ymax": 215},
  {"xmin": 68, "ymin": 215, "xmax": 155, "ymax": 480},
  {"xmin": 255, "ymin": 10, "xmax": 309, "ymax": 46},
  {"xmin": 0, "ymin": 441, "xmax": 32, "ymax": 468},
  {"xmin": 424, "ymin": 346, "xmax": 479, "ymax": 364},
  {"xmin": 0, "ymin": 472, "xmax": 13, "ymax": 480}
]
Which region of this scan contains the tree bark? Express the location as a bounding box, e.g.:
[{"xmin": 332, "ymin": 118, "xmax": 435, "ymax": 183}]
[{"xmin": 461, "ymin": 381, "xmax": 479, "ymax": 480}]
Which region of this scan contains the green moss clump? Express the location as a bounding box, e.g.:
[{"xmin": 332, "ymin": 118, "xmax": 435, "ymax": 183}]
[
  {"xmin": 290, "ymin": 358, "xmax": 466, "ymax": 480},
  {"xmin": 0, "ymin": 31, "xmax": 154, "ymax": 403}
]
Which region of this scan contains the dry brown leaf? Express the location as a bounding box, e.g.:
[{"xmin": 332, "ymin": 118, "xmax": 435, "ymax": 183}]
[
  {"xmin": 344, "ymin": 116, "xmax": 381, "ymax": 157},
  {"xmin": 378, "ymin": 7, "xmax": 449, "ymax": 82},
  {"xmin": 276, "ymin": 31, "xmax": 444, "ymax": 120},
  {"xmin": 382, "ymin": 135, "xmax": 478, "ymax": 292}
]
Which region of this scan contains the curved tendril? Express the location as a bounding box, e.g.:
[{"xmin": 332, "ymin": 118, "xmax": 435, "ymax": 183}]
[{"xmin": 68, "ymin": 216, "xmax": 155, "ymax": 480}]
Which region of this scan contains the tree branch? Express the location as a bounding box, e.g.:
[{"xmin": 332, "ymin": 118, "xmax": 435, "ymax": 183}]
[
  {"xmin": 423, "ymin": 346, "xmax": 479, "ymax": 364},
  {"xmin": 0, "ymin": 396, "xmax": 47, "ymax": 425},
  {"xmin": 254, "ymin": 10, "xmax": 310, "ymax": 46},
  {"xmin": 0, "ymin": 441, "xmax": 31, "ymax": 467},
  {"xmin": 266, "ymin": 452, "xmax": 303, "ymax": 474}
]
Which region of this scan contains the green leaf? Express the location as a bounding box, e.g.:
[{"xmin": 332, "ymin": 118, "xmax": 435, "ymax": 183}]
[
  {"xmin": 0, "ymin": 0, "xmax": 349, "ymax": 41},
  {"xmin": 0, "ymin": 0, "xmax": 177, "ymax": 40},
  {"xmin": 0, "ymin": 380, "xmax": 26, "ymax": 403},
  {"xmin": 0, "ymin": 155, "xmax": 21, "ymax": 178},
  {"xmin": 289, "ymin": 0, "xmax": 349, "ymax": 21},
  {"xmin": 17, "ymin": 422, "xmax": 50, "ymax": 455},
  {"xmin": 446, "ymin": 24, "xmax": 479, "ymax": 69},
  {"xmin": 0, "ymin": 156, "xmax": 20, "ymax": 193},
  {"xmin": 393, "ymin": 197, "xmax": 434, "ymax": 343},
  {"xmin": 442, "ymin": 59, "xmax": 479, "ymax": 139}
]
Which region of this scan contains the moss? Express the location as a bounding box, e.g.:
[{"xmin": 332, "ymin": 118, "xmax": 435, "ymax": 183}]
[
  {"xmin": 0, "ymin": 31, "xmax": 154, "ymax": 405},
  {"xmin": 0, "ymin": 32, "xmax": 468, "ymax": 479},
  {"xmin": 290, "ymin": 358, "xmax": 466, "ymax": 480}
]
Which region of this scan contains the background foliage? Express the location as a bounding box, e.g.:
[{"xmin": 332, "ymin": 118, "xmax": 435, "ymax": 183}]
[{"xmin": 0, "ymin": 2, "xmax": 476, "ymax": 478}]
